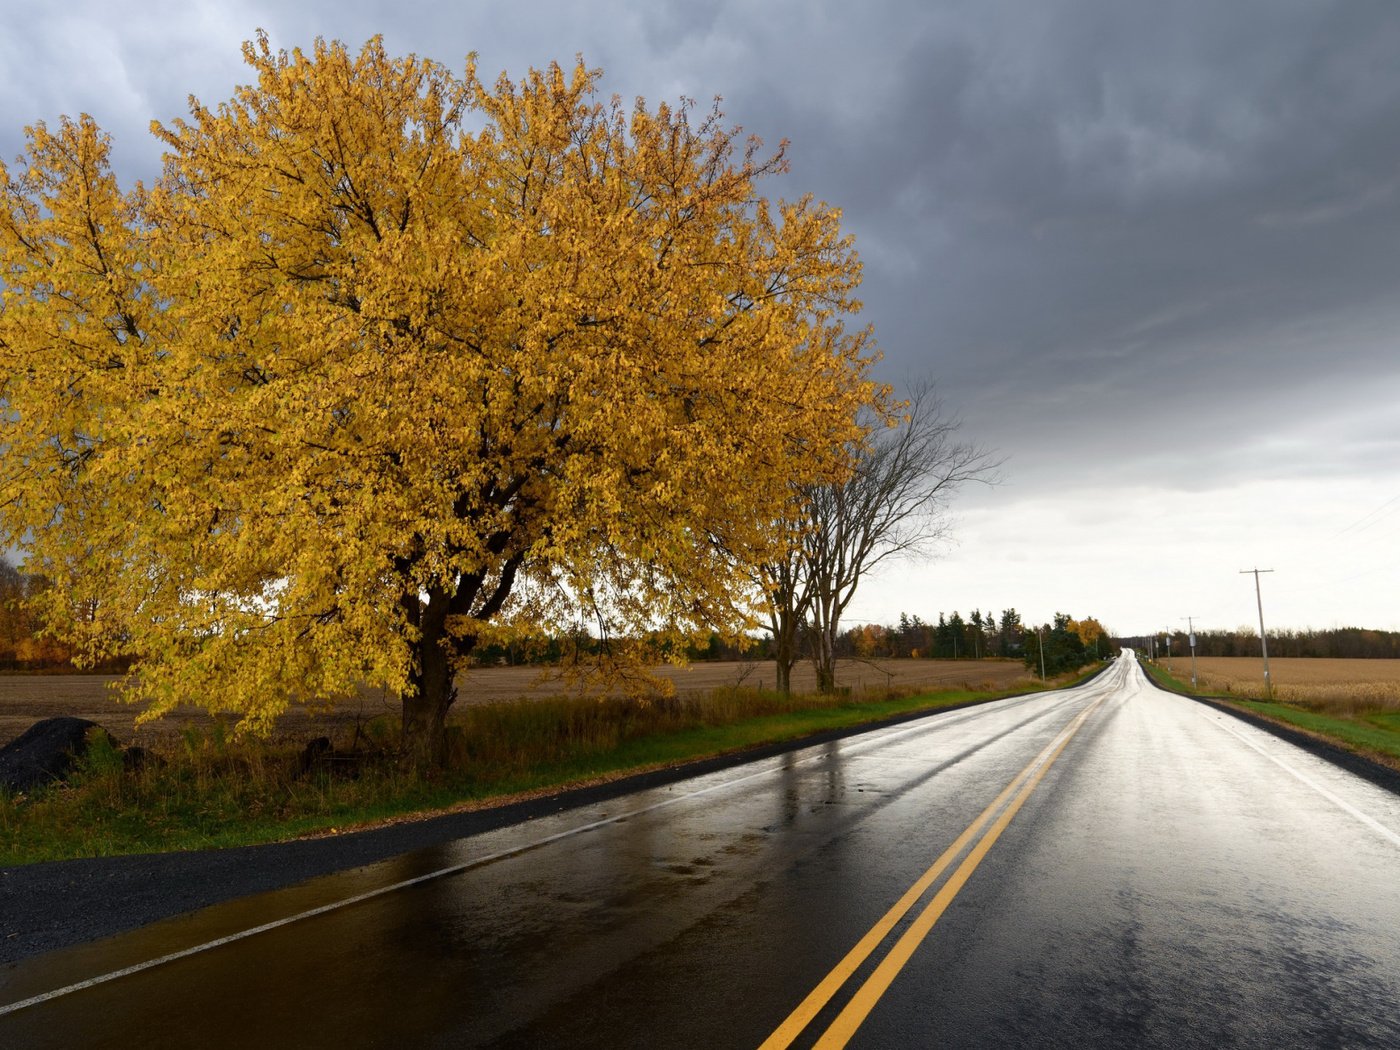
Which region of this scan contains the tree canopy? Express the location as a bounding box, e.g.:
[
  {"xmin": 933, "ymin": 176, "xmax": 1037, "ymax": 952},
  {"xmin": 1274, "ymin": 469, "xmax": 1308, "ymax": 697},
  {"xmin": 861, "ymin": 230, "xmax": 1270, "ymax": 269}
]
[{"xmin": 0, "ymin": 34, "xmax": 881, "ymax": 761}]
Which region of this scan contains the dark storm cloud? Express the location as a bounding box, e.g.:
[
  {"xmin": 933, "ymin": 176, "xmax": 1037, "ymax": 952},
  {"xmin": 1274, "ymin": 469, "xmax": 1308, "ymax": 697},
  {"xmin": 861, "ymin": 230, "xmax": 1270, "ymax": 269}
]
[
  {"xmin": 633, "ymin": 1, "xmax": 1400, "ymax": 495},
  {"xmin": 5, "ymin": 0, "xmax": 1398, "ymax": 492},
  {"xmin": 741, "ymin": 2, "xmax": 1400, "ymax": 381}
]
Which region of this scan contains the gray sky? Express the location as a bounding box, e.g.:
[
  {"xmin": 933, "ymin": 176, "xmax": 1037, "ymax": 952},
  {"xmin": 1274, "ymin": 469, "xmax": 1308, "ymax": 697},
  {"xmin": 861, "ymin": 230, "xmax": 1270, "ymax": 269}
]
[{"xmin": 4, "ymin": 0, "xmax": 1399, "ymax": 635}]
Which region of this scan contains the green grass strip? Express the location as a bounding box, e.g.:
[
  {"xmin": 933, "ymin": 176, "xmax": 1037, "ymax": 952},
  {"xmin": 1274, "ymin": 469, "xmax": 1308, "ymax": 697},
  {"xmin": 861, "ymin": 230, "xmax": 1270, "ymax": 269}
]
[{"xmin": 1229, "ymin": 700, "xmax": 1400, "ymax": 763}]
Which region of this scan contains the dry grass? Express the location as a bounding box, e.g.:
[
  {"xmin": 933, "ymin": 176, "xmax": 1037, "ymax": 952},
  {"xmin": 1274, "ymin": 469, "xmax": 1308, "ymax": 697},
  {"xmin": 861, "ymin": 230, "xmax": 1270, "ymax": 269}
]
[
  {"xmin": 1172, "ymin": 656, "xmax": 1400, "ymax": 716},
  {"xmin": 0, "ymin": 658, "xmax": 1033, "ymax": 747},
  {"xmin": 0, "ymin": 662, "xmax": 1050, "ymax": 864}
]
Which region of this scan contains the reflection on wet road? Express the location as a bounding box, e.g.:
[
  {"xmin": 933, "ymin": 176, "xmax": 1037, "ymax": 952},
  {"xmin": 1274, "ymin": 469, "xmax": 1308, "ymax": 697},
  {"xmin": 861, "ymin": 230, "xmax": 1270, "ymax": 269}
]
[{"xmin": 3, "ymin": 653, "xmax": 1399, "ymax": 1047}]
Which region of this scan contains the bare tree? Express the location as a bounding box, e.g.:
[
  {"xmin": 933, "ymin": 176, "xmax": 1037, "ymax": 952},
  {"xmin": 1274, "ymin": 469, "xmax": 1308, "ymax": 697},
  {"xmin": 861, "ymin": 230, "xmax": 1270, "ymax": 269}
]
[
  {"xmin": 757, "ymin": 516, "xmax": 812, "ymax": 696},
  {"xmin": 768, "ymin": 382, "xmax": 999, "ymax": 693}
]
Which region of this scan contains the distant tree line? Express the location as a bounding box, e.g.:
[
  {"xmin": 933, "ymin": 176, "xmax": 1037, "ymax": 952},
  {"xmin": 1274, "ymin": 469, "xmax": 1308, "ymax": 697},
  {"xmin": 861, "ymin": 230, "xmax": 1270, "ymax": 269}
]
[
  {"xmin": 0, "ymin": 565, "xmax": 67, "ymax": 669},
  {"xmin": 0, "ymin": 565, "xmax": 129, "ymax": 672},
  {"xmin": 839, "ymin": 609, "xmax": 1024, "ymax": 661},
  {"xmin": 1118, "ymin": 626, "xmax": 1400, "ymax": 660},
  {"xmin": 419, "ymin": 606, "xmax": 1107, "ymax": 674},
  {"xmin": 829, "ymin": 608, "xmax": 1108, "ymax": 678}
]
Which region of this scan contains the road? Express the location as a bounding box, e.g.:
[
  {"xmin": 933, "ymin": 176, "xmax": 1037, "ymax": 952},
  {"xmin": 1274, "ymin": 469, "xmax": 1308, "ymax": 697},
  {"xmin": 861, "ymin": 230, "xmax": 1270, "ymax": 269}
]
[{"xmin": 3, "ymin": 652, "xmax": 1399, "ymax": 1047}]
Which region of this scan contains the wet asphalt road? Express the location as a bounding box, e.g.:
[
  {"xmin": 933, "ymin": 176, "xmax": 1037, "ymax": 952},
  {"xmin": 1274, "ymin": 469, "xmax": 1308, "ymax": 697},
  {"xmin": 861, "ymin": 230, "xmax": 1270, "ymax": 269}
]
[{"xmin": 2, "ymin": 652, "xmax": 1399, "ymax": 1048}]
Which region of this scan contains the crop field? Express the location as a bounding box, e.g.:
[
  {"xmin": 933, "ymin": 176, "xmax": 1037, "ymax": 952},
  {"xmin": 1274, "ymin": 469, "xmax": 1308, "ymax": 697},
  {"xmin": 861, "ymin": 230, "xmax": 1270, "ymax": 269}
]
[
  {"xmin": 1167, "ymin": 656, "xmax": 1400, "ymax": 715},
  {"xmin": 0, "ymin": 658, "xmax": 1035, "ymax": 747}
]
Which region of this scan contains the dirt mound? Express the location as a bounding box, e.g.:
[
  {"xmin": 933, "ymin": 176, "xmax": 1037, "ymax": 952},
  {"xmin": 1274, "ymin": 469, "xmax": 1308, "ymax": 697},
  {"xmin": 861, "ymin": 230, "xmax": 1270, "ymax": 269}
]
[{"xmin": 0, "ymin": 716, "xmax": 100, "ymax": 793}]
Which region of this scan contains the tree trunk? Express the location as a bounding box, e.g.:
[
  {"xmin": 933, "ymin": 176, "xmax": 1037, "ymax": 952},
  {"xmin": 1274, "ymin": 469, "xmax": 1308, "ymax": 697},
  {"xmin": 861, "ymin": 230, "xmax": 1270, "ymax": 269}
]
[
  {"xmin": 808, "ymin": 586, "xmax": 840, "ymax": 694},
  {"xmin": 395, "ymin": 552, "xmax": 521, "ymax": 768},
  {"xmin": 769, "ymin": 602, "xmax": 801, "ymax": 697},
  {"xmin": 774, "ymin": 656, "xmax": 793, "ymax": 696},
  {"xmin": 400, "ymin": 588, "xmax": 461, "ymax": 770},
  {"xmin": 813, "ymin": 622, "xmax": 837, "ymax": 694},
  {"xmin": 401, "ymin": 672, "xmax": 452, "ymax": 770}
]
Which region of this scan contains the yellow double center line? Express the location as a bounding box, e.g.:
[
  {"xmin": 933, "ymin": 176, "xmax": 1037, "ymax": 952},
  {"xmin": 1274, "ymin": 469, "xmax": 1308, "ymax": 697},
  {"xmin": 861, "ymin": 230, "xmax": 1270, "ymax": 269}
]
[{"xmin": 759, "ymin": 694, "xmax": 1106, "ymax": 1049}]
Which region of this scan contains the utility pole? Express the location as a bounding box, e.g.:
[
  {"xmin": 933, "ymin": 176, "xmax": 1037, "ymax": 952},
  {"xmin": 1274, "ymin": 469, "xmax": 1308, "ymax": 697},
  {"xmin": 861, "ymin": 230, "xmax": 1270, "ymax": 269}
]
[
  {"xmin": 1164, "ymin": 630, "xmax": 1172, "ymax": 672},
  {"xmin": 1037, "ymin": 626, "xmax": 1046, "ymax": 681},
  {"xmin": 1182, "ymin": 616, "xmax": 1198, "ymax": 690},
  {"xmin": 1240, "ymin": 568, "xmax": 1274, "ymax": 699}
]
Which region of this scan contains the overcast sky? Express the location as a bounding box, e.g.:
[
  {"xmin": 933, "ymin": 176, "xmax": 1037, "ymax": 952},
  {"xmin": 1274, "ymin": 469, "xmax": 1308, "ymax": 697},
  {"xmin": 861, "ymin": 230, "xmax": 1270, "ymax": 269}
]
[{"xmin": 4, "ymin": 0, "xmax": 1399, "ymax": 636}]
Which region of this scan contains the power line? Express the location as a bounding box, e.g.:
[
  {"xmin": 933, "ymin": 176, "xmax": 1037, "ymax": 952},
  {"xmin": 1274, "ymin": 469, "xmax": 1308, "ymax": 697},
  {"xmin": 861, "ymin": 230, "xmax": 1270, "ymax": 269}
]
[
  {"xmin": 1270, "ymin": 556, "xmax": 1400, "ymax": 597},
  {"xmin": 1329, "ymin": 491, "xmax": 1400, "ymax": 540}
]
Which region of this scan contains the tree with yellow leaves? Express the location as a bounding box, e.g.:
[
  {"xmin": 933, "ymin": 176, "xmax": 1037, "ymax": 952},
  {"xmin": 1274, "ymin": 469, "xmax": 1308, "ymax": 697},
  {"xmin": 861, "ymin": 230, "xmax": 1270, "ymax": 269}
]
[
  {"xmin": 0, "ymin": 34, "xmax": 881, "ymax": 764},
  {"xmin": 1068, "ymin": 616, "xmax": 1109, "ymax": 656}
]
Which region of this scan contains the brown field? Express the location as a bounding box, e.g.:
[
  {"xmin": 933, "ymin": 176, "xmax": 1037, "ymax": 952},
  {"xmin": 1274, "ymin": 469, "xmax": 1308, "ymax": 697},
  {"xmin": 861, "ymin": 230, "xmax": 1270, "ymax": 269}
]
[
  {"xmin": 1166, "ymin": 656, "xmax": 1400, "ymax": 714},
  {"xmin": 0, "ymin": 658, "xmax": 1035, "ymax": 747}
]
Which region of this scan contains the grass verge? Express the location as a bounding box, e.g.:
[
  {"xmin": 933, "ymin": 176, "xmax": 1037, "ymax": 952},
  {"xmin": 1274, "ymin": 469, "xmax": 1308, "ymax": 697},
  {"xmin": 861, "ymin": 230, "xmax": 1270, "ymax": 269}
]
[
  {"xmin": 0, "ymin": 670, "xmax": 1085, "ymax": 866},
  {"xmin": 1141, "ymin": 659, "xmax": 1400, "ymax": 769}
]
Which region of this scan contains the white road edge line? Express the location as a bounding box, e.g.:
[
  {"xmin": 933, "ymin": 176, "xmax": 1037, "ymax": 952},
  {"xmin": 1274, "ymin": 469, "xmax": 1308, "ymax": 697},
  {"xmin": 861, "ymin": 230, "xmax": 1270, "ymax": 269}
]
[
  {"xmin": 1211, "ymin": 717, "xmax": 1400, "ymax": 849},
  {"xmin": 0, "ymin": 758, "xmax": 784, "ymax": 1018},
  {"xmin": 0, "ymin": 687, "xmax": 1074, "ymax": 1017}
]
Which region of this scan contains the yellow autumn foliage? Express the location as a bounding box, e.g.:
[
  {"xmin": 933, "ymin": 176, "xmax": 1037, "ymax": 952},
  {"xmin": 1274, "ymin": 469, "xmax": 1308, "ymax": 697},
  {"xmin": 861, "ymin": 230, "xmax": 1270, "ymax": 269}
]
[
  {"xmin": 0, "ymin": 34, "xmax": 882, "ymax": 757},
  {"xmin": 1068, "ymin": 617, "xmax": 1109, "ymax": 648}
]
